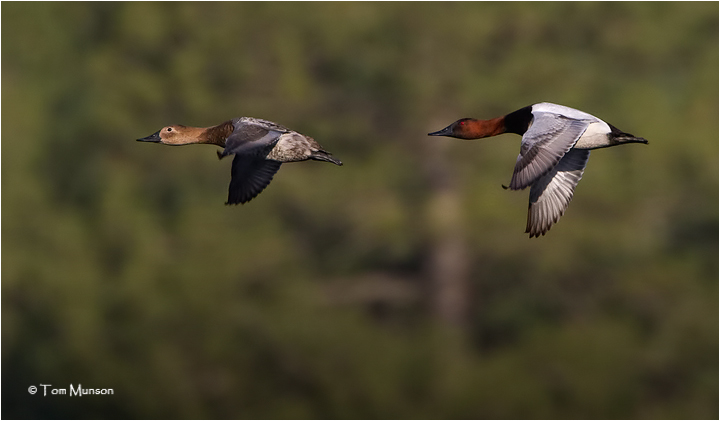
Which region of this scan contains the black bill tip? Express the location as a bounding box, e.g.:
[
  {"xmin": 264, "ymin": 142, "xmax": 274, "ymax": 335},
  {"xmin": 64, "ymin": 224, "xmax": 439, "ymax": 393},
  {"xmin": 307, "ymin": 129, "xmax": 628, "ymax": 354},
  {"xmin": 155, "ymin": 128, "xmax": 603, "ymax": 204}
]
[
  {"xmin": 428, "ymin": 125, "xmax": 453, "ymax": 137},
  {"xmin": 137, "ymin": 131, "xmax": 161, "ymax": 143}
]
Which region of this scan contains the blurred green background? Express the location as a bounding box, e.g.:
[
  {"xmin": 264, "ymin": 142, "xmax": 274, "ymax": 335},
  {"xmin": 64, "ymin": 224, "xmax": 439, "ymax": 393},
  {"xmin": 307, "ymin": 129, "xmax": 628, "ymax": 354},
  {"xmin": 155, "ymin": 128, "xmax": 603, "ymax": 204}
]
[{"xmin": 2, "ymin": 2, "xmax": 717, "ymax": 419}]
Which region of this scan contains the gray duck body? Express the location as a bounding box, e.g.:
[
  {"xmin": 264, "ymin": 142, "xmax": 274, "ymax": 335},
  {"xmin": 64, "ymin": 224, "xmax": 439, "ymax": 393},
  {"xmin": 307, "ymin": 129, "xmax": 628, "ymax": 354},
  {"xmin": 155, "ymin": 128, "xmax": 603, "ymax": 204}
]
[
  {"xmin": 220, "ymin": 117, "xmax": 342, "ymax": 204},
  {"xmin": 137, "ymin": 117, "xmax": 342, "ymax": 206}
]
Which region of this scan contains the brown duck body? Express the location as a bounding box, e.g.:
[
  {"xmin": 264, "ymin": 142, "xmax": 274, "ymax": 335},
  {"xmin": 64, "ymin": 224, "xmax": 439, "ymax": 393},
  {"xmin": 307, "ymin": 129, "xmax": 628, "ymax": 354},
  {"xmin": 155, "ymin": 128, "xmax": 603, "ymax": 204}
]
[{"xmin": 138, "ymin": 117, "xmax": 342, "ymax": 204}]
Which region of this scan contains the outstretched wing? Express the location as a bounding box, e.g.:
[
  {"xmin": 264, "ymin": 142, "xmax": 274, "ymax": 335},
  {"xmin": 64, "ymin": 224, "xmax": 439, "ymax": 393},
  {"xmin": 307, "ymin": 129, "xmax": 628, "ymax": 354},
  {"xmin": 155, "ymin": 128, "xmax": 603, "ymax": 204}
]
[
  {"xmin": 525, "ymin": 149, "xmax": 590, "ymax": 237},
  {"xmin": 226, "ymin": 154, "xmax": 282, "ymax": 205},
  {"xmin": 220, "ymin": 118, "xmax": 290, "ymax": 158},
  {"xmin": 509, "ymin": 113, "xmax": 590, "ymax": 190}
]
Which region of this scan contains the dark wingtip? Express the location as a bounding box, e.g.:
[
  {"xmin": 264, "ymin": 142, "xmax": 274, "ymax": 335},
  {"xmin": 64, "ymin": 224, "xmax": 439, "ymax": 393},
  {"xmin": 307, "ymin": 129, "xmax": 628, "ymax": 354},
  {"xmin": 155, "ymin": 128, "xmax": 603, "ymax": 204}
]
[
  {"xmin": 226, "ymin": 192, "xmax": 258, "ymax": 205},
  {"xmin": 225, "ymin": 199, "xmax": 249, "ymax": 206},
  {"xmin": 525, "ymin": 224, "xmax": 549, "ymax": 238},
  {"xmin": 526, "ymin": 230, "xmax": 543, "ymax": 239}
]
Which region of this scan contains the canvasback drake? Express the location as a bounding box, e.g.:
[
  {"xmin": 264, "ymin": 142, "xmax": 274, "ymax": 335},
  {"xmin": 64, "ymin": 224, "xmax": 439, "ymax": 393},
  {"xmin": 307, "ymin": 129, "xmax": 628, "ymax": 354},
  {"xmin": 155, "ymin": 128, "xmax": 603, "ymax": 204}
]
[
  {"xmin": 138, "ymin": 117, "xmax": 342, "ymax": 204},
  {"xmin": 429, "ymin": 102, "xmax": 648, "ymax": 237}
]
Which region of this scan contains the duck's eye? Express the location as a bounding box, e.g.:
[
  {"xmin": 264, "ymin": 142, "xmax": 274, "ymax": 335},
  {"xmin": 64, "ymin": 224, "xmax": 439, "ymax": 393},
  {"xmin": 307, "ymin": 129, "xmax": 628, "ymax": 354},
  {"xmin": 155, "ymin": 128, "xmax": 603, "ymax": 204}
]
[
  {"xmin": 166, "ymin": 127, "xmax": 173, "ymax": 132},
  {"xmin": 459, "ymin": 121, "xmax": 465, "ymax": 126}
]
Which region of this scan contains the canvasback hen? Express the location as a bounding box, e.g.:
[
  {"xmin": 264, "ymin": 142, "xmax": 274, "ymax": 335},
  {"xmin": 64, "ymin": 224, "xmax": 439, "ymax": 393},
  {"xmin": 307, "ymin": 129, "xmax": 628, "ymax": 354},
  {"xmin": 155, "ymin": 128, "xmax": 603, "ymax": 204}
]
[
  {"xmin": 138, "ymin": 117, "xmax": 342, "ymax": 204},
  {"xmin": 429, "ymin": 102, "xmax": 648, "ymax": 237}
]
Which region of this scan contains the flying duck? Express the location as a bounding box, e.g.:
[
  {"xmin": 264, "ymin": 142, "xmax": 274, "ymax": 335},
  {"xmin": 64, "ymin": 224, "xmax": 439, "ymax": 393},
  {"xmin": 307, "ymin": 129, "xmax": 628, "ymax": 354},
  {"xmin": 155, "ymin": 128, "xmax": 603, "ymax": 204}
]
[
  {"xmin": 138, "ymin": 117, "xmax": 342, "ymax": 204},
  {"xmin": 428, "ymin": 102, "xmax": 648, "ymax": 237}
]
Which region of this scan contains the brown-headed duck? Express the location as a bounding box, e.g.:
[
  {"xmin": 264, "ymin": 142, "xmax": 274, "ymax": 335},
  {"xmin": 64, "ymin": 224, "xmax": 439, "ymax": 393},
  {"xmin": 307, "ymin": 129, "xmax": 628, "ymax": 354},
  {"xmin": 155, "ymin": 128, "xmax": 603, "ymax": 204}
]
[
  {"xmin": 429, "ymin": 102, "xmax": 648, "ymax": 237},
  {"xmin": 138, "ymin": 117, "xmax": 342, "ymax": 204}
]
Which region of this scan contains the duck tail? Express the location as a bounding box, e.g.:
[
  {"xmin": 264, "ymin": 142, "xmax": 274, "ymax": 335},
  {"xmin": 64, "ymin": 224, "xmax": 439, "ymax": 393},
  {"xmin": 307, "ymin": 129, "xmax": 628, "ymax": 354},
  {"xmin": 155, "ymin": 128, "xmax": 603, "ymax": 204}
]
[
  {"xmin": 609, "ymin": 124, "xmax": 649, "ymax": 145},
  {"xmin": 311, "ymin": 150, "xmax": 343, "ymax": 166},
  {"xmin": 616, "ymin": 134, "xmax": 649, "ymax": 145}
]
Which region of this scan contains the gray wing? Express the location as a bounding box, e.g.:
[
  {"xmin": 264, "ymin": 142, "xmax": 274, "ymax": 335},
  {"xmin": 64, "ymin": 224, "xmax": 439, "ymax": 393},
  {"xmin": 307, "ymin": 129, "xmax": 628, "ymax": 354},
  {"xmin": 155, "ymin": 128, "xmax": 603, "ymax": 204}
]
[
  {"xmin": 525, "ymin": 149, "xmax": 590, "ymax": 237},
  {"xmin": 236, "ymin": 117, "xmax": 292, "ymax": 133},
  {"xmin": 221, "ymin": 120, "xmax": 286, "ymax": 158},
  {"xmin": 226, "ymin": 154, "xmax": 282, "ymax": 205},
  {"xmin": 509, "ymin": 112, "xmax": 590, "ymax": 190}
]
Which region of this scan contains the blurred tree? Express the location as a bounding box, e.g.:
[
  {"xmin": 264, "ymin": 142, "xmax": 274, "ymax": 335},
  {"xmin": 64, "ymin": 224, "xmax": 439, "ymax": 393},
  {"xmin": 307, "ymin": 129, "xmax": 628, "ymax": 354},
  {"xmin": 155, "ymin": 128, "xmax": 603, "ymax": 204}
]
[{"xmin": 422, "ymin": 137, "xmax": 470, "ymax": 327}]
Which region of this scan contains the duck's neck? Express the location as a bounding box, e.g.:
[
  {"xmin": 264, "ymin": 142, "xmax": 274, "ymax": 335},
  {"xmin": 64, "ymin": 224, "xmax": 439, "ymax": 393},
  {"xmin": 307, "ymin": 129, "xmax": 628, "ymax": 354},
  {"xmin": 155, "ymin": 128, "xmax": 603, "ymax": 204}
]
[
  {"xmin": 502, "ymin": 105, "xmax": 533, "ymax": 135},
  {"xmin": 199, "ymin": 121, "xmax": 234, "ymax": 147},
  {"xmin": 466, "ymin": 117, "xmax": 507, "ymax": 139}
]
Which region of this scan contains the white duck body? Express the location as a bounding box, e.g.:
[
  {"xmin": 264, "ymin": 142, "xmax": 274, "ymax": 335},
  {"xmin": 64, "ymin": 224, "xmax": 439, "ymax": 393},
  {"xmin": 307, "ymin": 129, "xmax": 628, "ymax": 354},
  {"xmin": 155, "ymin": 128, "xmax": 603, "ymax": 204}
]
[
  {"xmin": 428, "ymin": 102, "xmax": 648, "ymax": 237},
  {"xmin": 530, "ymin": 102, "xmax": 613, "ymax": 150},
  {"xmin": 512, "ymin": 102, "xmax": 647, "ymax": 236}
]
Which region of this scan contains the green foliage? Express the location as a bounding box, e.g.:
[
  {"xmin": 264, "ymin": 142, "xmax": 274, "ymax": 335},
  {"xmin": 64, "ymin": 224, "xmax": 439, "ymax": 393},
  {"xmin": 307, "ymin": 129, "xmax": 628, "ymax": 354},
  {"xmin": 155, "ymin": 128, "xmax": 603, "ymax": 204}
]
[{"xmin": 2, "ymin": 2, "xmax": 717, "ymax": 418}]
